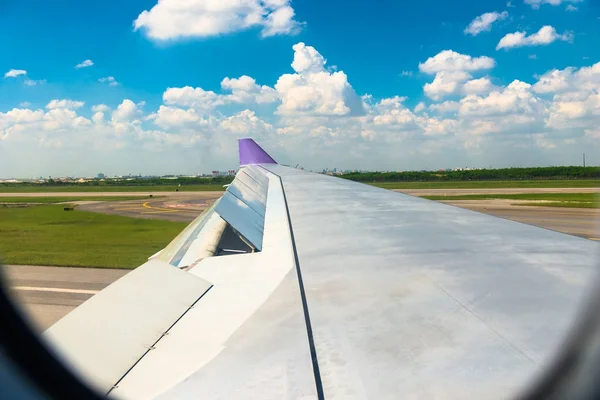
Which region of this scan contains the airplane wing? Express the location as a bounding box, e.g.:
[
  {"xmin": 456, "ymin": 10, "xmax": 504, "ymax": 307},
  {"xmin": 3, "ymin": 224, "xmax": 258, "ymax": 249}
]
[{"xmin": 43, "ymin": 138, "xmax": 599, "ymax": 399}]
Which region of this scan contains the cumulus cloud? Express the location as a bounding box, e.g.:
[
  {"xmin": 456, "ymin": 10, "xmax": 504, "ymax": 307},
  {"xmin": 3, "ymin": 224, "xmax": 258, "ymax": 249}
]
[
  {"xmin": 75, "ymin": 59, "xmax": 94, "ymax": 69},
  {"xmin": 92, "ymin": 104, "xmax": 110, "ymax": 113},
  {"xmin": 4, "ymin": 69, "xmax": 27, "ymax": 78},
  {"xmin": 133, "ymin": 0, "xmax": 302, "ymax": 41},
  {"xmin": 420, "ymin": 50, "xmax": 496, "ymax": 100},
  {"xmin": 112, "ymin": 99, "xmax": 143, "ymax": 122},
  {"xmin": 3, "ymin": 42, "xmax": 600, "ymax": 176},
  {"xmin": 163, "ymin": 86, "xmax": 219, "ymax": 110},
  {"xmin": 414, "ymin": 102, "xmax": 426, "ymax": 113},
  {"xmin": 99, "ymin": 76, "xmax": 119, "ymax": 86},
  {"xmin": 533, "ymin": 62, "xmax": 600, "ymax": 94},
  {"xmin": 429, "ymin": 101, "xmax": 460, "ymax": 114},
  {"xmin": 275, "ymin": 43, "xmax": 364, "ymax": 116},
  {"xmin": 221, "ymin": 76, "xmax": 278, "ymax": 104},
  {"xmin": 46, "ymin": 99, "xmax": 85, "ymax": 110},
  {"xmin": 424, "ymin": 70, "xmax": 472, "ymax": 100},
  {"xmin": 524, "ymin": 0, "xmax": 582, "ymax": 9},
  {"xmin": 220, "ymin": 109, "xmax": 274, "ymax": 136},
  {"xmin": 419, "ymin": 50, "xmax": 495, "ymax": 74},
  {"xmin": 464, "ymin": 11, "xmax": 508, "ymax": 36},
  {"xmin": 458, "ymin": 80, "xmax": 543, "ymax": 118},
  {"xmin": 496, "ymin": 26, "xmax": 573, "ymax": 50},
  {"xmin": 535, "ymin": 63, "xmax": 600, "ymax": 129},
  {"xmin": 148, "ymin": 106, "xmax": 206, "ymax": 129}
]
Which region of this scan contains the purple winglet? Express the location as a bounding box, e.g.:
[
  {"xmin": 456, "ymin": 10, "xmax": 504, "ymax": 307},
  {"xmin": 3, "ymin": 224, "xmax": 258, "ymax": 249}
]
[{"xmin": 238, "ymin": 138, "xmax": 277, "ymax": 165}]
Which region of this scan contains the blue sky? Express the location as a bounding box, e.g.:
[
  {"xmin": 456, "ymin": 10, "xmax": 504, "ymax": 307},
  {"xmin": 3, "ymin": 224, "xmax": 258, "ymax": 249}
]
[{"xmin": 1, "ymin": 0, "xmax": 599, "ymax": 177}]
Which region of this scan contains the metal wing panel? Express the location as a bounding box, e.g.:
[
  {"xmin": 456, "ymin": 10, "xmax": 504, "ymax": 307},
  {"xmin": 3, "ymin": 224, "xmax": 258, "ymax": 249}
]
[
  {"xmin": 242, "ymin": 164, "xmax": 271, "ymax": 188},
  {"xmin": 215, "ymin": 191, "xmax": 265, "ymax": 251},
  {"xmin": 227, "ymin": 174, "xmax": 267, "ymax": 217},
  {"xmin": 43, "ymin": 259, "xmax": 212, "ymax": 394},
  {"xmin": 112, "ymin": 168, "xmax": 317, "ymax": 400},
  {"xmin": 262, "ymin": 164, "xmax": 599, "ymax": 399}
]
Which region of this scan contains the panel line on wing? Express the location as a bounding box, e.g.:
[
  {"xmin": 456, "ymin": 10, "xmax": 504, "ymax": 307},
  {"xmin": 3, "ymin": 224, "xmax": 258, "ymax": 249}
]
[
  {"xmin": 106, "ymin": 285, "xmax": 214, "ymax": 396},
  {"xmin": 261, "ymin": 166, "xmax": 325, "ymax": 400}
]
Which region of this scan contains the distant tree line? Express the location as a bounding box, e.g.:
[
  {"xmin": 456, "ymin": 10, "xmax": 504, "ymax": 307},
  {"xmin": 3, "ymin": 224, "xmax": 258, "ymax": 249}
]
[
  {"xmin": 340, "ymin": 166, "xmax": 600, "ymax": 183},
  {"xmin": 2, "ymin": 166, "xmax": 599, "ymax": 188},
  {"xmin": 0, "ymin": 176, "xmax": 235, "ymax": 188}
]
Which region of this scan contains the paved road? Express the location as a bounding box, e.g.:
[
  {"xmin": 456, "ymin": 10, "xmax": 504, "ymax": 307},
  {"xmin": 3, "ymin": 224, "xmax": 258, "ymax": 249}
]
[{"xmin": 2, "ymin": 265, "xmax": 129, "ymax": 332}]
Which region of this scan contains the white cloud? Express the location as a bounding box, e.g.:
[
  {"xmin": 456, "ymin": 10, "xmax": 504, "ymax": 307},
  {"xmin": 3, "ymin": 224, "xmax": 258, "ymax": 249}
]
[
  {"xmin": 414, "ymin": 102, "xmax": 426, "ymax": 113},
  {"xmin": 46, "ymin": 99, "xmax": 85, "ymax": 110},
  {"xmin": 529, "ymin": 54, "xmax": 538, "ymax": 60},
  {"xmin": 43, "ymin": 108, "xmax": 91, "ymax": 131},
  {"xmin": 424, "ymin": 70, "xmax": 472, "ymax": 100},
  {"xmin": 3, "ymin": 42, "xmax": 600, "ymax": 176},
  {"xmin": 24, "ymin": 78, "xmax": 46, "ymax": 86},
  {"xmin": 400, "ymin": 70, "xmax": 413, "ymax": 77},
  {"xmin": 99, "ymin": 76, "xmax": 119, "ymax": 86},
  {"xmin": 458, "ymin": 80, "xmax": 542, "ymax": 117},
  {"xmin": 112, "ymin": 99, "xmax": 143, "ymax": 123},
  {"xmin": 4, "ymin": 69, "xmax": 27, "ymax": 78},
  {"xmin": 524, "ymin": 0, "xmax": 582, "ymax": 9},
  {"xmin": 221, "ymin": 75, "xmax": 278, "ymax": 104},
  {"xmin": 220, "ymin": 109, "xmax": 274, "ymax": 136},
  {"xmin": 92, "ymin": 104, "xmax": 110, "ymax": 113},
  {"xmin": 536, "ymin": 63, "xmax": 600, "ymax": 129},
  {"xmin": 463, "ymin": 77, "xmax": 494, "ymax": 95},
  {"xmin": 148, "ymin": 106, "xmax": 206, "ymax": 129},
  {"xmin": 464, "ymin": 11, "xmax": 508, "ymax": 36},
  {"xmin": 275, "ymin": 43, "xmax": 364, "ymax": 116},
  {"xmin": 19, "ymin": 102, "xmax": 32, "ymax": 108},
  {"xmin": 533, "ymin": 62, "xmax": 600, "ymax": 94},
  {"xmin": 429, "ymin": 101, "xmax": 460, "ymax": 114},
  {"xmin": 496, "ymin": 26, "xmax": 573, "ymax": 50},
  {"xmin": 133, "ymin": 0, "xmax": 302, "ymax": 41},
  {"xmin": 163, "ymin": 86, "xmax": 219, "ymax": 110},
  {"xmin": 419, "ymin": 50, "xmax": 495, "ymax": 74},
  {"xmin": 566, "ymin": 4, "xmax": 578, "ymax": 11},
  {"xmin": 419, "ymin": 50, "xmax": 496, "ymax": 100},
  {"xmin": 75, "ymin": 59, "xmax": 94, "ymax": 69}
]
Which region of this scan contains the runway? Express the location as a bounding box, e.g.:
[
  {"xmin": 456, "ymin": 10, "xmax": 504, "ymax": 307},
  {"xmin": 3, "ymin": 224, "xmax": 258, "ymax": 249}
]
[{"xmin": 2, "ymin": 265, "xmax": 129, "ymax": 332}]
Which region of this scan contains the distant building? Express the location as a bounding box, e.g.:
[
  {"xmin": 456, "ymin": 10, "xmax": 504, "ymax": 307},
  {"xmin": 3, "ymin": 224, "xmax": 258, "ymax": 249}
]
[
  {"xmin": 97, "ymin": 173, "xmax": 105, "ymax": 179},
  {"xmin": 212, "ymin": 170, "xmax": 236, "ymax": 177}
]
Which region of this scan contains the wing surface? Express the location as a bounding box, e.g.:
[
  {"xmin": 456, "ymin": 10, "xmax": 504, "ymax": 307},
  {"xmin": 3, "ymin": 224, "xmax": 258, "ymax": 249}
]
[{"xmin": 43, "ymin": 139, "xmax": 599, "ymax": 399}]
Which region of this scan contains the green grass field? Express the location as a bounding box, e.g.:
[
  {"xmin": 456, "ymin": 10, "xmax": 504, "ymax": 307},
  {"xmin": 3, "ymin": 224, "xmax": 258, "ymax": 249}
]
[
  {"xmin": 0, "ymin": 184, "xmax": 227, "ymax": 193},
  {"xmin": 0, "ymin": 196, "xmax": 157, "ymax": 204},
  {"xmin": 422, "ymin": 193, "xmax": 599, "ymax": 208},
  {"xmin": 517, "ymin": 202, "xmax": 599, "ymax": 209},
  {"xmin": 370, "ymin": 180, "xmax": 600, "ymax": 189},
  {"xmin": 0, "ymin": 205, "xmax": 187, "ymax": 268}
]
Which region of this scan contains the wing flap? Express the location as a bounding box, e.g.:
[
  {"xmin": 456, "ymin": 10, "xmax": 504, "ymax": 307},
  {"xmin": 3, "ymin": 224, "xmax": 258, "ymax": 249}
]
[{"xmin": 43, "ymin": 259, "xmax": 212, "ymax": 394}]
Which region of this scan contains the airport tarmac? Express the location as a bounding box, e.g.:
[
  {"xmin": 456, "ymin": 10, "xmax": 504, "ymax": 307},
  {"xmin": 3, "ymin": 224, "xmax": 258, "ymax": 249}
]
[
  {"xmin": 2, "ymin": 187, "xmax": 598, "ymax": 331},
  {"xmin": 76, "ymin": 193, "xmax": 220, "ymax": 222},
  {"xmin": 2, "ymin": 265, "xmax": 129, "ymax": 332}
]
